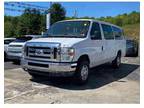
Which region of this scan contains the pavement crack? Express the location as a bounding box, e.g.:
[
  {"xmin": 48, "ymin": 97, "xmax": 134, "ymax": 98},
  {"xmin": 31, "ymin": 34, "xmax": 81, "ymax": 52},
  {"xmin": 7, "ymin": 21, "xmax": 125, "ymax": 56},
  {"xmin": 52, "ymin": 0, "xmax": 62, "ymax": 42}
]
[{"xmin": 4, "ymin": 89, "xmax": 35, "ymax": 101}]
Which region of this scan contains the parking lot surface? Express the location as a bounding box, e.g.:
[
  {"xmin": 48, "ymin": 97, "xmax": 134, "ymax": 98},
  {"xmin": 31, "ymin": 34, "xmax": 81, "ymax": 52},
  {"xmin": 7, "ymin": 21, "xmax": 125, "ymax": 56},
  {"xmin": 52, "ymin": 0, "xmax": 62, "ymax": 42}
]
[
  {"xmin": 4, "ymin": 61, "xmax": 20, "ymax": 70},
  {"xmin": 4, "ymin": 57, "xmax": 140, "ymax": 104}
]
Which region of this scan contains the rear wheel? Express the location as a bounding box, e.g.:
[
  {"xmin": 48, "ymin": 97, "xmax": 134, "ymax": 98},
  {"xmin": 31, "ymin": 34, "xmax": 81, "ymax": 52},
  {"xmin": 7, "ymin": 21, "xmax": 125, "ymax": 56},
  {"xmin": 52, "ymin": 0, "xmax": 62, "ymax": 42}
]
[
  {"xmin": 112, "ymin": 52, "xmax": 121, "ymax": 68},
  {"xmin": 74, "ymin": 60, "xmax": 89, "ymax": 84}
]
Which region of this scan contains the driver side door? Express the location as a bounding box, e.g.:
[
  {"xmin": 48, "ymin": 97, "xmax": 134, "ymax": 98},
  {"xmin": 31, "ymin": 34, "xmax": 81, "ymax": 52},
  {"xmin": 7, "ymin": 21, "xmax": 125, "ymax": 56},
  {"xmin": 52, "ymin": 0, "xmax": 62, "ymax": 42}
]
[{"xmin": 89, "ymin": 22, "xmax": 105, "ymax": 67}]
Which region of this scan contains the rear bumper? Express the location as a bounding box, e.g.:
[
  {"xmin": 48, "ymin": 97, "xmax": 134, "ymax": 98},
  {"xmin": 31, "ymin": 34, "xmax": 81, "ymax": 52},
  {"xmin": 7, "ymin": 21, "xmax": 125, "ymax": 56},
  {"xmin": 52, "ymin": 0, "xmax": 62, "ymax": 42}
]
[{"xmin": 21, "ymin": 58, "xmax": 77, "ymax": 75}]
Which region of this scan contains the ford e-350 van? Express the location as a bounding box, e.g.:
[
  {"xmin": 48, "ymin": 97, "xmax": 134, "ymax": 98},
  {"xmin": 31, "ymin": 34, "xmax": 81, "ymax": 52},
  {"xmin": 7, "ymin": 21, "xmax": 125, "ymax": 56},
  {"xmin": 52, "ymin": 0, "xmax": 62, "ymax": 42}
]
[{"xmin": 21, "ymin": 19, "xmax": 126, "ymax": 84}]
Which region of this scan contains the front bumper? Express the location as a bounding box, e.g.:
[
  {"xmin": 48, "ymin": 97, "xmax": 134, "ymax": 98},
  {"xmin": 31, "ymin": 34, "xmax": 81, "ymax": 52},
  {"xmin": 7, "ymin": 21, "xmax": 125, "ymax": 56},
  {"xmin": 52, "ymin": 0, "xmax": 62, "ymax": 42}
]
[
  {"xmin": 21, "ymin": 58, "xmax": 77, "ymax": 74},
  {"xmin": 7, "ymin": 52, "xmax": 22, "ymax": 60}
]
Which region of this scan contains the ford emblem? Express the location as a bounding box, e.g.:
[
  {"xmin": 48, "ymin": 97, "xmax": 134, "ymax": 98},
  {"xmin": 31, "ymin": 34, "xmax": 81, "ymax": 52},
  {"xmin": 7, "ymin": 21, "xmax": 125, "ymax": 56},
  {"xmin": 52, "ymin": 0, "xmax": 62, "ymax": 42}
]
[{"xmin": 35, "ymin": 49, "xmax": 43, "ymax": 55}]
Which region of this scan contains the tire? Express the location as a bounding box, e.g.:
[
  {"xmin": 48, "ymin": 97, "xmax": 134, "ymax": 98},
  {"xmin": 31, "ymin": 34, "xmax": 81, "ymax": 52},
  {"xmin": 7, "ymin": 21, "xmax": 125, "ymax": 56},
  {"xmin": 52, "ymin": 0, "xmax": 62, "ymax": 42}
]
[
  {"xmin": 112, "ymin": 52, "xmax": 121, "ymax": 68},
  {"xmin": 13, "ymin": 60, "xmax": 20, "ymax": 64},
  {"xmin": 4, "ymin": 52, "xmax": 7, "ymax": 60},
  {"xmin": 133, "ymin": 45, "xmax": 138, "ymax": 57},
  {"xmin": 28, "ymin": 72, "xmax": 40, "ymax": 79},
  {"xmin": 74, "ymin": 60, "xmax": 89, "ymax": 84}
]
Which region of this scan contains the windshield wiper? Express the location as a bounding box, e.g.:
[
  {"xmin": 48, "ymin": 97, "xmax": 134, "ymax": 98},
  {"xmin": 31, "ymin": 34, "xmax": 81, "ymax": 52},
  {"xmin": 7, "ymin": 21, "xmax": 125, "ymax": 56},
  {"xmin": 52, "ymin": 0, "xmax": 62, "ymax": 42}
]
[{"xmin": 42, "ymin": 33, "xmax": 84, "ymax": 38}]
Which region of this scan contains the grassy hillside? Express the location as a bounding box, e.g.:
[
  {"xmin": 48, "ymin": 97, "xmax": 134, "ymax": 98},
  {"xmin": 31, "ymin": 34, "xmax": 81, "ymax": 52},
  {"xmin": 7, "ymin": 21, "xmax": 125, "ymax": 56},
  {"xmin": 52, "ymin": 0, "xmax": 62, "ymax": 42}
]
[{"xmin": 122, "ymin": 23, "xmax": 140, "ymax": 42}]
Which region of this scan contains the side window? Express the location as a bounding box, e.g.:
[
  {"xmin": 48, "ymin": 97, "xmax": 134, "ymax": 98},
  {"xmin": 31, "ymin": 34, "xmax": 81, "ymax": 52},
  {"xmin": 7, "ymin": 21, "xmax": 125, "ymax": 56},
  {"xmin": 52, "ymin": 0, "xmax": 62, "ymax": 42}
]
[
  {"xmin": 112, "ymin": 26, "xmax": 123, "ymax": 40},
  {"xmin": 4, "ymin": 40, "xmax": 12, "ymax": 44},
  {"xmin": 101, "ymin": 24, "xmax": 114, "ymax": 39},
  {"xmin": 90, "ymin": 22, "xmax": 102, "ymax": 40}
]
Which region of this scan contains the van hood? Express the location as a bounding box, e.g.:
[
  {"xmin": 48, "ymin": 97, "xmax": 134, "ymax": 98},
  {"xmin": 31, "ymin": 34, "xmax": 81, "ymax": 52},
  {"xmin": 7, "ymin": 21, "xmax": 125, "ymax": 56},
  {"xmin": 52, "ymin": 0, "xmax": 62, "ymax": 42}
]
[
  {"xmin": 27, "ymin": 37, "xmax": 86, "ymax": 47},
  {"xmin": 9, "ymin": 42, "xmax": 26, "ymax": 46}
]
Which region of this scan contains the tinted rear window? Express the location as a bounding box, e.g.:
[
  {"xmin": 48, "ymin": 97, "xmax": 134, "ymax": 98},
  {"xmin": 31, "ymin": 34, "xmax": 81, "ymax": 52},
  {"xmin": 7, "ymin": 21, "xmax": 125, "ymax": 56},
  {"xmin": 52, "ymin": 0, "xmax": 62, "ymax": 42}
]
[
  {"xmin": 101, "ymin": 24, "xmax": 114, "ymax": 39},
  {"xmin": 4, "ymin": 39, "xmax": 15, "ymax": 44},
  {"xmin": 112, "ymin": 26, "xmax": 123, "ymax": 39},
  {"xmin": 14, "ymin": 37, "xmax": 32, "ymax": 42}
]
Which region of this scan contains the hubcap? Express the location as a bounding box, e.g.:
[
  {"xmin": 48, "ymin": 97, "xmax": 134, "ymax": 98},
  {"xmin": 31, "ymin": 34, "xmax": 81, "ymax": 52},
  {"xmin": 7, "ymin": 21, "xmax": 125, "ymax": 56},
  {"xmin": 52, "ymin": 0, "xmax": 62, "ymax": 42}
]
[{"xmin": 81, "ymin": 65, "xmax": 88, "ymax": 81}]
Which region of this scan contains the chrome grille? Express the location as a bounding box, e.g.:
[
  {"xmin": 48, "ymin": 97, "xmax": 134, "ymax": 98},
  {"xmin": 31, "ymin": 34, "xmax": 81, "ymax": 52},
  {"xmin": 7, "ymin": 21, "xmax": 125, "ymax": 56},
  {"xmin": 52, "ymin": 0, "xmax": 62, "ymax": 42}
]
[
  {"xmin": 8, "ymin": 50, "xmax": 22, "ymax": 53},
  {"xmin": 9, "ymin": 45, "xmax": 23, "ymax": 47},
  {"xmin": 25, "ymin": 42, "xmax": 60, "ymax": 61},
  {"xmin": 26, "ymin": 46, "xmax": 60, "ymax": 61},
  {"xmin": 27, "ymin": 47, "xmax": 53, "ymax": 59}
]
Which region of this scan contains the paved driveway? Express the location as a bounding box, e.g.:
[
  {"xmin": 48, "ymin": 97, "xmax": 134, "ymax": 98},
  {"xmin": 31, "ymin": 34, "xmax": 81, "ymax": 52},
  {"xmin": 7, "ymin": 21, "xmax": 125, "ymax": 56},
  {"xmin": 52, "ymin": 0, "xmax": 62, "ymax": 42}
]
[{"xmin": 4, "ymin": 57, "xmax": 140, "ymax": 103}]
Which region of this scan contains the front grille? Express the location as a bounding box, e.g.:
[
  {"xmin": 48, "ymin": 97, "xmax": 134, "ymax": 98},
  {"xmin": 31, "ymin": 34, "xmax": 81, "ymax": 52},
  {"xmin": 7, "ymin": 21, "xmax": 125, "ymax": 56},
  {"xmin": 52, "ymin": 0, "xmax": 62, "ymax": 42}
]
[
  {"xmin": 27, "ymin": 46, "xmax": 58, "ymax": 60},
  {"xmin": 9, "ymin": 45, "xmax": 23, "ymax": 47},
  {"xmin": 9, "ymin": 50, "xmax": 22, "ymax": 53}
]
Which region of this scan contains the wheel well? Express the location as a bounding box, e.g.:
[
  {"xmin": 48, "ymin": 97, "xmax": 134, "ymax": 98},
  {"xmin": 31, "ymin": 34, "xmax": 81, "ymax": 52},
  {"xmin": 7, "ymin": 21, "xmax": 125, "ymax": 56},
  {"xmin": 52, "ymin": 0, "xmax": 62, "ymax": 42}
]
[
  {"xmin": 78, "ymin": 55, "xmax": 90, "ymax": 64},
  {"xmin": 117, "ymin": 50, "xmax": 121, "ymax": 56},
  {"xmin": 4, "ymin": 51, "xmax": 6, "ymax": 56},
  {"xmin": 4, "ymin": 51, "xmax": 7, "ymax": 59}
]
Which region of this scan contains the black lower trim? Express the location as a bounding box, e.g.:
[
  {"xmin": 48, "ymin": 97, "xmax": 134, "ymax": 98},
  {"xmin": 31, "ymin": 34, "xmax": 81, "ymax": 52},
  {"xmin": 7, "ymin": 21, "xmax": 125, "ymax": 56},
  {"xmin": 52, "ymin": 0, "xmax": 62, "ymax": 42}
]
[
  {"xmin": 28, "ymin": 62, "xmax": 49, "ymax": 68},
  {"xmin": 29, "ymin": 55, "xmax": 51, "ymax": 59},
  {"xmin": 27, "ymin": 69, "xmax": 75, "ymax": 77}
]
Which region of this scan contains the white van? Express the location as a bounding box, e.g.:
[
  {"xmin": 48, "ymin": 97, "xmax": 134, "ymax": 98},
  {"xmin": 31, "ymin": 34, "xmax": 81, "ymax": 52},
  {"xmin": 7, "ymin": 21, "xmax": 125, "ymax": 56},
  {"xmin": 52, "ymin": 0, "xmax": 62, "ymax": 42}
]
[
  {"xmin": 4, "ymin": 38, "xmax": 16, "ymax": 60},
  {"xmin": 21, "ymin": 19, "xmax": 126, "ymax": 84},
  {"xmin": 8, "ymin": 35, "xmax": 42, "ymax": 63}
]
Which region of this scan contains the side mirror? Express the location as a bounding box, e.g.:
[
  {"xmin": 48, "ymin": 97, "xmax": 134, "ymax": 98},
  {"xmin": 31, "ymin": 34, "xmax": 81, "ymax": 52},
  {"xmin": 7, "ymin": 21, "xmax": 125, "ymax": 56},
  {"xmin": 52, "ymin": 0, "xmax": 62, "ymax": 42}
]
[
  {"xmin": 91, "ymin": 35, "xmax": 96, "ymax": 39},
  {"xmin": 91, "ymin": 34, "xmax": 101, "ymax": 40},
  {"xmin": 91, "ymin": 31, "xmax": 101, "ymax": 40}
]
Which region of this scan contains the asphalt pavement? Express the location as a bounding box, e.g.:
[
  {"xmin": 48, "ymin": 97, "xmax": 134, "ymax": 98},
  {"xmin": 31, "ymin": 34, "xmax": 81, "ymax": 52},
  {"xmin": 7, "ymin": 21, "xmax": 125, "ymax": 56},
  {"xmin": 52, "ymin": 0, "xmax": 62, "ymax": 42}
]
[
  {"xmin": 4, "ymin": 60, "xmax": 20, "ymax": 70},
  {"xmin": 4, "ymin": 57, "xmax": 140, "ymax": 104}
]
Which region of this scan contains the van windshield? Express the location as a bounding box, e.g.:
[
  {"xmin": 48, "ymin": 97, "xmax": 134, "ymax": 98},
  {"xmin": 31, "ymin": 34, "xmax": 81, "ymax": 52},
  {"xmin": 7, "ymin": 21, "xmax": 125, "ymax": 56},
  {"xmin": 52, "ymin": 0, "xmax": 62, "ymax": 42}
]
[{"xmin": 45, "ymin": 21, "xmax": 90, "ymax": 38}]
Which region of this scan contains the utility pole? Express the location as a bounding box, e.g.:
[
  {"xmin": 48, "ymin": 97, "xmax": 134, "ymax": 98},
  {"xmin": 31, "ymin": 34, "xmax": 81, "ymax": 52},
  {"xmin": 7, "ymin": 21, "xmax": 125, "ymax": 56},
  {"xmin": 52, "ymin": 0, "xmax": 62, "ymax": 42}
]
[
  {"xmin": 46, "ymin": 2, "xmax": 52, "ymax": 30},
  {"xmin": 74, "ymin": 9, "xmax": 77, "ymax": 18},
  {"xmin": 50, "ymin": 2, "xmax": 52, "ymax": 8}
]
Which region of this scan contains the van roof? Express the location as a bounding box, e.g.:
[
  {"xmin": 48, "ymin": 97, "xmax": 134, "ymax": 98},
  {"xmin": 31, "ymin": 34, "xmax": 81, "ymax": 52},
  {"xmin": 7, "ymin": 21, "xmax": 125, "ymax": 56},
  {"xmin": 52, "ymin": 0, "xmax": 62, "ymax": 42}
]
[
  {"xmin": 57, "ymin": 19, "xmax": 122, "ymax": 29},
  {"xmin": 4, "ymin": 38, "xmax": 16, "ymax": 40}
]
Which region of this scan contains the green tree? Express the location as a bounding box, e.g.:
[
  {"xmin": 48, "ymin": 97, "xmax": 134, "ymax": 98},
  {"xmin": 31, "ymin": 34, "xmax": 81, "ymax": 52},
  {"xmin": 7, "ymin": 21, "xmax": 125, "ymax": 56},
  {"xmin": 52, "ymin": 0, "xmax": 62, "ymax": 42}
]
[
  {"xmin": 4, "ymin": 21, "xmax": 15, "ymax": 37},
  {"xmin": 114, "ymin": 16, "xmax": 123, "ymax": 26},
  {"xmin": 17, "ymin": 8, "xmax": 42, "ymax": 36},
  {"xmin": 4, "ymin": 16, "xmax": 19, "ymax": 37},
  {"xmin": 40, "ymin": 14, "xmax": 46, "ymax": 32},
  {"xmin": 48, "ymin": 3, "xmax": 66, "ymax": 24}
]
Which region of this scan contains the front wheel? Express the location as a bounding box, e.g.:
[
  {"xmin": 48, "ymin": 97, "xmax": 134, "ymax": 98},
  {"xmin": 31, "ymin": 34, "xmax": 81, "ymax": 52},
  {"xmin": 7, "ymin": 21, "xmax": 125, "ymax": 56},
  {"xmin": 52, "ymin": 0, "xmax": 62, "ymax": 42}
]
[
  {"xmin": 112, "ymin": 53, "xmax": 121, "ymax": 68},
  {"xmin": 74, "ymin": 61, "xmax": 89, "ymax": 84},
  {"xmin": 4, "ymin": 52, "xmax": 7, "ymax": 61},
  {"xmin": 12, "ymin": 60, "xmax": 20, "ymax": 64},
  {"xmin": 28, "ymin": 72, "xmax": 40, "ymax": 79}
]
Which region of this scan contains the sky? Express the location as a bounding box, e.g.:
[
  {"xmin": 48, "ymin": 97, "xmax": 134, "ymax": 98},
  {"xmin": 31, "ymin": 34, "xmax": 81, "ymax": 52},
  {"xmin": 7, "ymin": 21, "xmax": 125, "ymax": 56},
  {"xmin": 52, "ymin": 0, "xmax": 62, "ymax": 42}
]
[{"xmin": 4, "ymin": 2, "xmax": 140, "ymax": 18}]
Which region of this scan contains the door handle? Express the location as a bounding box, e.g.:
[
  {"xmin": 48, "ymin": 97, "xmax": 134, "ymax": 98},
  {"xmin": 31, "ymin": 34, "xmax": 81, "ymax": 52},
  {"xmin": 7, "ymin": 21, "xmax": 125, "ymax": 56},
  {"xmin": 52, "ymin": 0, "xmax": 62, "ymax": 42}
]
[{"xmin": 102, "ymin": 46, "xmax": 103, "ymax": 51}]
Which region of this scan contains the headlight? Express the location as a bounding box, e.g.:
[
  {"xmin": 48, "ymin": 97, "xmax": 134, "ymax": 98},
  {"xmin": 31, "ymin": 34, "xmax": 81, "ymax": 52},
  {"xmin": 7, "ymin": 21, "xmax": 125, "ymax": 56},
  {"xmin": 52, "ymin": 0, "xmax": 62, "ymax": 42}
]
[
  {"xmin": 60, "ymin": 47, "xmax": 75, "ymax": 62},
  {"xmin": 21, "ymin": 46, "xmax": 25, "ymax": 58},
  {"xmin": 22, "ymin": 45, "xmax": 26, "ymax": 58}
]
